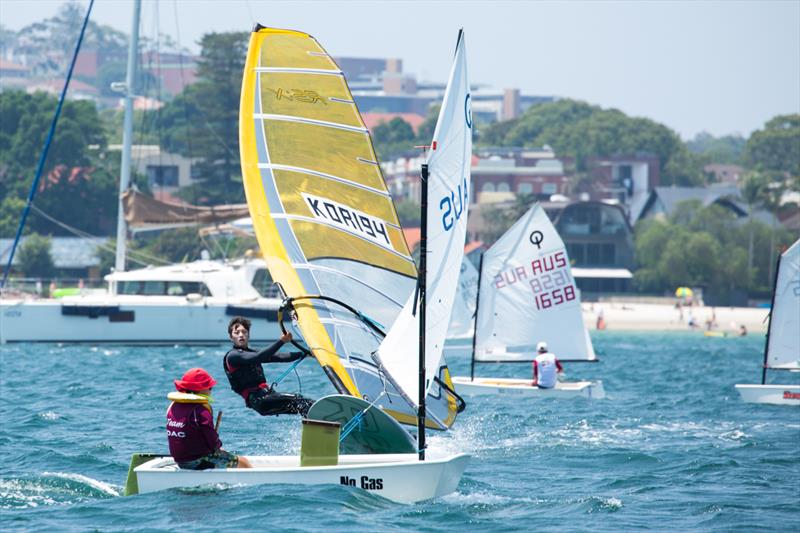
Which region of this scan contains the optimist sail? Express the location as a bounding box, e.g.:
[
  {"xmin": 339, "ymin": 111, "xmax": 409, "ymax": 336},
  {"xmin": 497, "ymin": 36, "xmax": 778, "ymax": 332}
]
[
  {"xmin": 765, "ymin": 239, "xmax": 800, "ymax": 370},
  {"xmin": 239, "ymin": 26, "xmax": 458, "ymax": 429},
  {"xmin": 447, "ymin": 256, "xmax": 479, "ymax": 339},
  {"xmin": 474, "ymin": 204, "xmax": 595, "ymax": 361},
  {"xmin": 378, "ymin": 31, "xmax": 471, "ymax": 417}
]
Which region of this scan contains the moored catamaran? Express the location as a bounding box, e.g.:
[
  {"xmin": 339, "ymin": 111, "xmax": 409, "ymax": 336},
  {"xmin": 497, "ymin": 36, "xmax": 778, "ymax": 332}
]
[
  {"xmin": 452, "ymin": 204, "xmax": 605, "ymax": 399},
  {"xmin": 129, "ymin": 25, "xmax": 474, "ymax": 502},
  {"xmin": 735, "ymin": 239, "xmax": 800, "ymax": 406}
]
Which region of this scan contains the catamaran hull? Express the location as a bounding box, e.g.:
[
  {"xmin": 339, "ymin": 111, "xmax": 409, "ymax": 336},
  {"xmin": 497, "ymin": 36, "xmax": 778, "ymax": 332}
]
[
  {"xmin": 134, "ymin": 452, "xmax": 470, "ymax": 503},
  {"xmin": 452, "ymin": 376, "xmax": 605, "ymax": 399},
  {"xmin": 0, "ymin": 300, "xmax": 280, "ymax": 344},
  {"xmin": 734, "ymin": 384, "xmax": 800, "ymax": 405}
]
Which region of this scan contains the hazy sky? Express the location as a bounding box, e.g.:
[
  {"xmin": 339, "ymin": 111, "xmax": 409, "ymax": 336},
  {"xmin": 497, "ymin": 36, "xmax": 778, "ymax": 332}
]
[{"xmin": 2, "ymin": 0, "xmax": 798, "ymax": 139}]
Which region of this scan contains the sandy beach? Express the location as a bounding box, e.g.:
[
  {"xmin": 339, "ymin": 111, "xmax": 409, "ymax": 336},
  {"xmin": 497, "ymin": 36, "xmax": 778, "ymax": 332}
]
[{"xmin": 582, "ymin": 302, "xmax": 769, "ymax": 334}]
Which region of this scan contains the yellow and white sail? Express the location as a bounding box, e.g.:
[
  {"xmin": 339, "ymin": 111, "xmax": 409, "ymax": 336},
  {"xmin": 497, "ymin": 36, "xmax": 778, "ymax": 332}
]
[{"xmin": 239, "ymin": 26, "xmax": 460, "ymax": 429}]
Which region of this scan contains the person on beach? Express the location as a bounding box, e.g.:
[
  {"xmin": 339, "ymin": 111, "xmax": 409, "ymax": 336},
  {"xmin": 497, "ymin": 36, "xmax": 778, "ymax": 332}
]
[
  {"xmin": 532, "ymin": 341, "xmax": 563, "ymax": 389},
  {"xmin": 167, "ymin": 367, "xmax": 252, "ymax": 470},
  {"xmin": 223, "ymin": 316, "xmax": 314, "ymax": 417},
  {"xmin": 739, "ymin": 324, "xmax": 748, "ymax": 336}
]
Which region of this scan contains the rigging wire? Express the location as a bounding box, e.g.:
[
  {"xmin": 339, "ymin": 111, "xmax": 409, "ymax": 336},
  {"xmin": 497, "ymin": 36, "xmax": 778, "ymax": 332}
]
[
  {"xmin": 29, "ymin": 205, "xmax": 170, "ymax": 267},
  {"xmin": 1, "ymin": 0, "xmax": 96, "ymax": 289}
]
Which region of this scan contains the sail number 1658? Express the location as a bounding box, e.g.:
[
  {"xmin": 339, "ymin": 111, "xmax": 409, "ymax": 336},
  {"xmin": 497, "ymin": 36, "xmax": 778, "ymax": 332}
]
[{"xmin": 529, "ymin": 270, "xmax": 576, "ymax": 310}]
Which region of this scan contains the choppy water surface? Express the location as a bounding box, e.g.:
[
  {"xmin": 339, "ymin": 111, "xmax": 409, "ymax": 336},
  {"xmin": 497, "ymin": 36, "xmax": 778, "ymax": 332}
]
[{"xmin": 1, "ymin": 333, "xmax": 798, "ymax": 531}]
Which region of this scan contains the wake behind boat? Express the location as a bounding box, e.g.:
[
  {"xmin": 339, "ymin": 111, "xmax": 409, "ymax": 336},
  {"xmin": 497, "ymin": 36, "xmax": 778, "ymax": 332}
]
[
  {"xmin": 453, "ymin": 203, "xmax": 604, "ymax": 399},
  {"xmin": 735, "ymin": 239, "xmax": 800, "ymax": 406}
]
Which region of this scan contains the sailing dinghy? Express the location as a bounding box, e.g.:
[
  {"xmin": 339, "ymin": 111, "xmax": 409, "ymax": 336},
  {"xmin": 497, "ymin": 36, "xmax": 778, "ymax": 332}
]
[
  {"xmin": 445, "ymin": 256, "xmax": 480, "ymax": 346},
  {"xmin": 452, "ymin": 204, "xmax": 605, "ymax": 399},
  {"xmin": 132, "ymin": 26, "xmax": 473, "ymax": 502},
  {"xmin": 735, "ymin": 239, "xmax": 800, "ymax": 405}
]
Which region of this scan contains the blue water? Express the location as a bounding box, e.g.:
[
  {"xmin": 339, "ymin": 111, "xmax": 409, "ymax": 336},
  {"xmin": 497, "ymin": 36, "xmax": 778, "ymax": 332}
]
[{"xmin": 1, "ymin": 333, "xmax": 798, "ymax": 531}]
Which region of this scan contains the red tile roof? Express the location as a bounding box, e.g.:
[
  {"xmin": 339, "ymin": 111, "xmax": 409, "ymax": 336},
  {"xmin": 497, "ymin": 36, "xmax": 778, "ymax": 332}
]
[{"xmin": 363, "ymin": 112, "xmax": 426, "ymax": 134}]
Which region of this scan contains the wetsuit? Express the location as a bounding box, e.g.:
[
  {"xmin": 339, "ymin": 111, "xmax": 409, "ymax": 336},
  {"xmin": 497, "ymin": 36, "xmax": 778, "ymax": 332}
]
[{"xmin": 224, "ymin": 341, "xmax": 314, "ymax": 417}]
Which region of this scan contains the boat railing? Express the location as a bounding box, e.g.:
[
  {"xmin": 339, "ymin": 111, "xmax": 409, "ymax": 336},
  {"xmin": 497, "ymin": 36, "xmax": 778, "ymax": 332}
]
[{"xmin": 0, "ymin": 277, "xmax": 105, "ymax": 298}]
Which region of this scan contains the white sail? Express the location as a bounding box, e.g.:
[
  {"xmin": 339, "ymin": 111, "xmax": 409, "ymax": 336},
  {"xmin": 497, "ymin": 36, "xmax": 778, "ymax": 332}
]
[
  {"xmin": 378, "ymin": 30, "xmax": 472, "ymax": 405},
  {"xmin": 474, "ymin": 204, "xmax": 595, "ymax": 361},
  {"xmin": 447, "ymin": 256, "xmax": 479, "ymax": 339},
  {"xmin": 766, "ymin": 239, "xmax": 800, "ymax": 370}
]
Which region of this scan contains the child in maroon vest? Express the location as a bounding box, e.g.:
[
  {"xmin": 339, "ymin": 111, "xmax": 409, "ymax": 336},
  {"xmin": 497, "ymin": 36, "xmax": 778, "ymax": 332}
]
[{"xmin": 167, "ymin": 368, "xmax": 252, "ymax": 469}]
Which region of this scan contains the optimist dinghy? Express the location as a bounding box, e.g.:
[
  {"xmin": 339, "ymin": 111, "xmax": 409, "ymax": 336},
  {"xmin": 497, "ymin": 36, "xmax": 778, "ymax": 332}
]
[
  {"xmin": 735, "ymin": 239, "xmax": 800, "ymax": 405},
  {"xmin": 128, "ymin": 26, "xmax": 474, "ymax": 502},
  {"xmin": 453, "ymin": 204, "xmax": 604, "ymax": 399}
]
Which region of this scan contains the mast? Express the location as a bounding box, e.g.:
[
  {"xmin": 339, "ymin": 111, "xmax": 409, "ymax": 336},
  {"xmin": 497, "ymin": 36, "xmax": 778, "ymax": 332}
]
[
  {"xmin": 761, "ymin": 252, "xmax": 782, "ymax": 385},
  {"xmin": 417, "ymin": 163, "xmax": 429, "ymax": 461},
  {"xmin": 470, "ymin": 253, "xmax": 484, "ymax": 381},
  {"xmin": 114, "ymin": 0, "xmax": 142, "ymax": 272}
]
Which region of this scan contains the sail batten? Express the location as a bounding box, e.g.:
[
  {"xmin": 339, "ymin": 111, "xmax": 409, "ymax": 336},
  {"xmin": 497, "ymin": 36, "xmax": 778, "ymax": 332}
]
[
  {"xmin": 258, "ymin": 164, "xmax": 393, "ymax": 196},
  {"xmin": 255, "ymin": 67, "xmax": 341, "ymax": 75},
  {"xmin": 257, "ymin": 114, "xmax": 369, "ymax": 133}
]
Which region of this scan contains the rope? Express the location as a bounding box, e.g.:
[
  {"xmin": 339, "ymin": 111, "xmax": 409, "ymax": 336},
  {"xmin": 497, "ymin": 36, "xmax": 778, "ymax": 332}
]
[
  {"xmin": 269, "ymin": 354, "xmax": 307, "ymax": 390},
  {"xmin": 338, "ymin": 391, "xmax": 386, "ymax": 443},
  {"xmin": 1, "ymin": 0, "xmax": 95, "ymax": 288}
]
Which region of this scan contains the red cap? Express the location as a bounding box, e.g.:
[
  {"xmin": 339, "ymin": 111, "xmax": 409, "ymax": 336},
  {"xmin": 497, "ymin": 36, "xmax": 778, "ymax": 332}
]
[{"xmin": 174, "ymin": 368, "xmax": 217, "ymax": 392}]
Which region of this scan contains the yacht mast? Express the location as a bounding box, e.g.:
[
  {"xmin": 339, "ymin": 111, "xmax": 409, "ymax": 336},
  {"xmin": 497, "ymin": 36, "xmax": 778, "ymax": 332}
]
[{"xmin": 114, "ymin": 0, "xmax": 142, "ymax": 272}]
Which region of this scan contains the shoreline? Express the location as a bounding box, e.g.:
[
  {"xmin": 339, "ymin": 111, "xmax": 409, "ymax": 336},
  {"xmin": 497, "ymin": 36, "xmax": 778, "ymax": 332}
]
[{"xmin": 582, "ymin": 302, "xmax": 769, "ymax": 334}]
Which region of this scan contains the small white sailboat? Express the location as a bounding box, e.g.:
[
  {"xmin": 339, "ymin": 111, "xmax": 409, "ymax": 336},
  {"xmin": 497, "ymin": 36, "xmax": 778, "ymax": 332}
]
[
  {"xmin": 131, "ymin": 26, "xmax": 473, "ymax": 503},
  {"xmin": 445, "ymin": 256, "xmax": 480, "ymax": 345},
  {"xmin": 452, "ymin": 204, "xmax": 605, "ymax": 399},
  {"xmin": 735, "ymin": 239, "xmax": 800, "ymax": 406}
]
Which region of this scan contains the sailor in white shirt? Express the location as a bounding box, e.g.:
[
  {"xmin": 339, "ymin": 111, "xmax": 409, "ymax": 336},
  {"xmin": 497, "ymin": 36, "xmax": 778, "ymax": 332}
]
[{"xmin": 532, "ymin": 341, "xmax": 563, "ymax": 389}]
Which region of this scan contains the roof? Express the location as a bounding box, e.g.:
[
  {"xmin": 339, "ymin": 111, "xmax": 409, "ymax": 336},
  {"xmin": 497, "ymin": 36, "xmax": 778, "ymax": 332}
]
[
  {"xmin": 0, "ymin": 237, "xmax": 108, "ymax": 269},
  {"xmin": 464, "ymin": 241, "xmax": 484, "ymax": 255},
  {"xmin": 638, "ymin": 184, "xmax": 741, "ymax": 222},
  {"xmin": 0, "ymin": 59, "xmax": 29, "ymax": 71},
  {"xmin": 572, "ymin": 267, "xmax": 633, "ymax": 279},
  {"xmin": 402, "ymin": 227, "xmax": 421, "ymax": 251},
  {"xmin": 362, "ymin": 112, "xmax": 426, "ymax": 133}
]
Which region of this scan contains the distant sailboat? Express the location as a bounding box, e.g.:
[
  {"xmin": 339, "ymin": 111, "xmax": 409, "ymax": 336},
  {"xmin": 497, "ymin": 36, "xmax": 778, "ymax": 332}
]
[
  {"xmin": 131, "ymin": 26, "xmax": 473, "ymax": 502},
  {"xmin": 735, "ymin": 239, "xmax": 800, "ymax": 405},
  {"xmin": 446, "ymin": 256, "xmax": 480, "ymax": 343},
  {"xmin": 452, "ymin": 204, "xmax": 605, "ymax": 399}
]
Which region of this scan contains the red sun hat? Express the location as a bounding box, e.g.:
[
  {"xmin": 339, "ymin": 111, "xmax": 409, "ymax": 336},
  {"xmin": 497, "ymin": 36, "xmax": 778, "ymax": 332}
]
[{"xmin": 174, "ymin": 368, "xmax": 217, "ymax": 392}]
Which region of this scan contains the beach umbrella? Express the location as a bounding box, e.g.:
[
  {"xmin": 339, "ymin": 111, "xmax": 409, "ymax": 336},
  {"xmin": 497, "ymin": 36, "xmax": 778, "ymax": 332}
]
[{"xmin": 675, "ymin": 287, "xmax": 693, "ymax": 298}]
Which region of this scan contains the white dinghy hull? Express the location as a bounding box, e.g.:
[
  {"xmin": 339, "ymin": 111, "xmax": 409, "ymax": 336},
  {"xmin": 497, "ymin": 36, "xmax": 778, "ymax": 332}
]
[
  {"xmin": 453, "ymin": 376, "xmax": 605, "ymax": 399},
  {"xmin": 135, "ymin": 452, "xmax": 470, "ymax": 503},
  {"xmin": 734, "ymin": 384, "xmax": 800, "ymax": 406}
]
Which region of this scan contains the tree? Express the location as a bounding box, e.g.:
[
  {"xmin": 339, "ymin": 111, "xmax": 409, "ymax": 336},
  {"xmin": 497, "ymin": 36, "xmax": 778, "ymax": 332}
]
[
  {"xmin": 686, "ymin": 131, "xmax": 746, "ymax": 166},
  {"xmin": 476, "ymin": 99, "xmax": 705, "ymax": 186},
  {"xmin": 394, "ymin": 200, "xmax": 421, "ymax": 228},
  {"xmin": 742, "ymin": 114, "xmax": 800, "ymax": 176},
  {"xmin": 156, "ymin": 32, "xmax": 248, "ymax": 205},
  {"xmin": 372, "ymin": 117, "xmax": 416, "ymax": 161},
  {"xmin": 17, "ymin": 233, "xmax": 55, "ymax": 278},
  {"xmin": 0, "ymin": 91, "xmax": 117, "ymax": 237}
]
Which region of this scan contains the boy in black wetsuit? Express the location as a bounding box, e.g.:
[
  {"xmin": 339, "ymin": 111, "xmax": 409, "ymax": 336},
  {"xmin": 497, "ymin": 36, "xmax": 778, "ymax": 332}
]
[{"xmin": 223, "ymin": 316, "xmax": 314, "ymax": 417}]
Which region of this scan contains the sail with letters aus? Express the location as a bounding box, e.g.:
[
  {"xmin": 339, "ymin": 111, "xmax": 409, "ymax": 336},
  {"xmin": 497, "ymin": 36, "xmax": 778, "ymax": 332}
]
[
  {"xmin": 239, "ymin": 26, "xmax": 460, "ymax": 429},
  {"xmin": 474, "ymin": 204, "xmax": 595, "ymax": 362},
  {"xmin": 765, "ymin": 239, "xmax": 800, "ymax": 370},
  {"xmin": 377, "ymin": 30, "xmax": 471, "ymax": 418}
]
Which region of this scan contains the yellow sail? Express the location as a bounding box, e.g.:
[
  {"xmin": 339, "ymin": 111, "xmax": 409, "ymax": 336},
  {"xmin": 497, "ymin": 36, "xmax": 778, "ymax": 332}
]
[{"xmin": 240, "ymin": 26, "xmax": 458, "ymax": 429}]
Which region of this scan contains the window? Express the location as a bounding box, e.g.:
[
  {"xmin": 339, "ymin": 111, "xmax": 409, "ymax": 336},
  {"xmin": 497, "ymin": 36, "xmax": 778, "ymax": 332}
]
[
  {"xmin": 518, "ymin": 182, "xmax": 533, "ymax": 195},
  {"xmin": 252, "ymin": 268, "xmax": 279, "ymax": 297},
  {"xmin": 481, "ymin": 182, "xmax": 496, "ymax": 192},
  {"xmin": 542, "ymin": 183, "xmax": 557, "ymax": 195},
  {"xmin": 497, "ymin": 182, "xmax": 510, "ymax": 193},
  {"xmin": 147, "ymin": 165, "xmax": 179, "ymax": 187},
  {"xmin": 117, "ymin": 280, "xmax": 208, "ymax": 296},
  {"xmin": 568, "ymin": 243, "xmax": 585, "ymax": 264}
]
